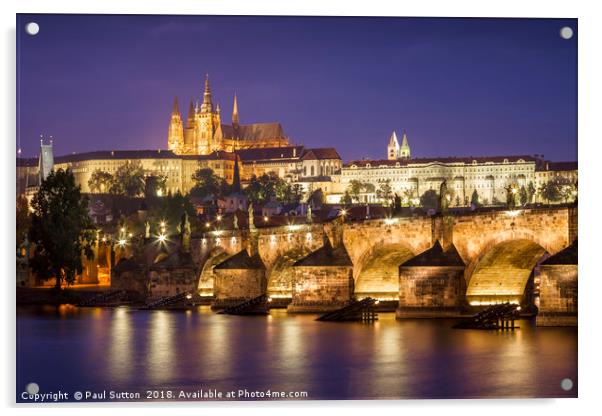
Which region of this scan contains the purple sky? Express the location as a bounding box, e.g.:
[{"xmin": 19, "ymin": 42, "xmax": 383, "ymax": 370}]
[{"xmin": 17, "ymin": 14, "xmax": 577, "ymax": 162}]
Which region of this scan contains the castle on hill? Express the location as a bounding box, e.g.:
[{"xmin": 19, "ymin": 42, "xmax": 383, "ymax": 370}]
[{"xmin": 167, "ymin": 75, "xmax": 289, "ymax": 155}]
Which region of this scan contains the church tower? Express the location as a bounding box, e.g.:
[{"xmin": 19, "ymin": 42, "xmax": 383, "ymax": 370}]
[
  {"xmin": 399, "ymin": 131, "xmax": 411, "ymax": 159},
  {"xmin": 195, "ymin": 74, "xmax": 222, "ymax": 155},
  {"xmin": 387, "ymin": 131, "xmax": 400, "ymax": 160},
  {"xmin": 232, "ymin": 93, "xmax": 239, "ymax": 127},
  {"xmin": 38, "ymin": 137, "xmax": 54, "ymax": 183},
  {"xmin": 167, "ymin": 97, "xmax": 184, "ymax": 153}
]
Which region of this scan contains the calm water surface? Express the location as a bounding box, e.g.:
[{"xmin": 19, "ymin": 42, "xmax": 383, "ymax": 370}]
[{"xmin": 16, "ymin": 305, "xmax": 577, "ymax": 401}]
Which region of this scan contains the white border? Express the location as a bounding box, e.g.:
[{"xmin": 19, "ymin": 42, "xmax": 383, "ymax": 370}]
[{"xmin": 2, "ymin": 1, "xmax": 601, "ymax": 415}]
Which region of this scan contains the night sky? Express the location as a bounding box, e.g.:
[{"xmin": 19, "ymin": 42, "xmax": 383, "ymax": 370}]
[{"xmin": 17, "ymin": 14, "xmax": 577, "ymax": 162}]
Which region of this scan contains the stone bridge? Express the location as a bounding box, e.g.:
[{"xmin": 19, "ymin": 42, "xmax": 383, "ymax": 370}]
[{"xmin": 191, "ymin": 206, "xmax": 576, "ymax": 323}]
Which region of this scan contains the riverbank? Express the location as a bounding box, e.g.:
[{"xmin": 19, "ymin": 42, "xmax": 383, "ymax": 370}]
[{"xmin": 16, "ymin": 286, "xmax": 111, "ymax": 306}]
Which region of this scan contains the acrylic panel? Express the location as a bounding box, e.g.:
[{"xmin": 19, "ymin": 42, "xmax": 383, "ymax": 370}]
[{"xmin": 16, "ymin": 14, "xmax": 578, "ymax": 403}]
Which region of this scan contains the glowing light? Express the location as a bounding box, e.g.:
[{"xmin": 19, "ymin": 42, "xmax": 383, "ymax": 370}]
[
  {"xmin": 288, "ymin": 224, "xmax": 301, "ymax": 231},
  {"xmin": 516, "ymin": 306, "xmax": 522, "ymax": 311},
  {"xmin": 384, "ymin": 218, "xmax": 398, "ymax": 225},
  {"xmin": 201, "ymin": 238, "xmax": 207, "ymax": 245},
  {"xmin": 340, "ymin": 209, "xmax": 347, "ymax": 216},
  {"xmin": 186, "ymin": 294, "xmax": 192, "ymax": 300},
  {"xmin": 128, "ymin": 232, "xmax": 133, "ymax": 238},
  {"xmin": 270, "ymin": 235, "xmax": 277, "ymax": 244},
  {"xmin": 375, "ymin": 300, "xmax": 380, "ymax": 305},
  {"xmin": 216, "ymin": 215, "xmax": 222, "ymax": 222},
  {"xmin": 157, "ymin": 189, "xmax": 163, "ymax": 197},
  {"xmin": 267, "ymin": 297, "xmax": 273, "ymax": 303},
  {"xmin": 506, "ymin": 210, "xmax": 522, "ymax": 217},
  {"xmin": 205, "ymin": 222, "xmax": 210, "ymax": 228},
  {"xmin": 160, "ymin": 221, "xmax": 166, "ymax": 228},
  {"xmin": 231, "ymin": 237, "xmax": 237, "ymax": 245},
  {"xmin": 118, "ymin": 239, "xmax": 126, "ymax": 247},
  {"xmin": 120, "ymin": 227, "xmax": 125, "ymax": 233},
  {"xmin": 215, "ymin": 238, "xmax": 221, "ymax": 245},
  {"xmin": 101, "ymin": 237, "xmax": 107, "ymax": 242},
  {"xmin": 158, "ymin": 234, "xmax": 166, "ymax": 243},
  {"xmin": 264, "ymin": 216, "xmax": 269, "ymax": 222},
  {"xmin": 212, "ymin": 230, "xmax": 223, "ymax": 236},
  {"xmin": 306, "ymin": 232, "xmax": 312, "ymax": 241},
  {"xmin": 511, "ymin": 188, "xmax": 518, "ymax": 194}
]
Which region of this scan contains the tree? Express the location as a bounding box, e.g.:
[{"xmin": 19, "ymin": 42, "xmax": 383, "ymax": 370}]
[
  {"xmin": 16, "ymin": 195, "xmax": 31, "ymax": 247},
  {"xmin": 341, "ymin": 191, "xmax": 353, "ymax": 206},
  {"xmin": 144, "ymin": 174, "xmax": 167, "ymax": 198},
  {"xmin": 376, "ymin": 180, "xmax": 393, "ymax": 206},
  {"xmin": 190, "ymin": 168, "xmax": 224, "ymax": 198},
  {"xmin": 28, "ymin": 169, "xmax": 95, "ymax": 289},
  {"xmin": 470, "ymin": 189, "xmax": 480, "ymax": 207},
  {"xmin": 244, "ymin": 172, "xmax": 300, "ymax": 204},
  {"xmin": 527, "ymin": 181, "xmax": 536, "ymax": 204},
  {"xmin": 539, "ymin": 180, "xmax": 561, "ymax": 204},
  {"xmin": 110, "ymin": 161, "xmax": 145, "ymax": 197},
  {"xmin": 88, "ymin": 169, "xmax": 113, "ymax": 194},
  {"xmin": 347, "ymin": 180, "xmax": 374, "ymax": 203},
  {"xmin": 150, "ymin": 191, "xmax": 197, "ymax": 234},
  {"xmin": 307, "ymin": 188, "xmax": 325, "ymax": 207},
  {"xmin": 276, "ymin": 180, "xmax": 304, "ymax": 204},
  {"xmin": 420, "ymin": 189, "xmax": 439, "ymax": 211},
  {"xmin": 519, "ymin": 185, "xmax": 529, "ymax": 206},
  {"xmin": 402, "ymin": 188, "xmax": 415, "ymax": 206},
  {"xmin": 505, "ymin": 185, "xmax": 517, "ymax": 209},
  {"xmin": 392, "ymin": 193, "xmax": 402, "ymax": 215}
]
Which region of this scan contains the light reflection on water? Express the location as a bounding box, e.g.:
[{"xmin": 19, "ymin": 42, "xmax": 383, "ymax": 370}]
[{"xmin": 16, "ymin": 306, "xmax": 577, "ymax": 400}]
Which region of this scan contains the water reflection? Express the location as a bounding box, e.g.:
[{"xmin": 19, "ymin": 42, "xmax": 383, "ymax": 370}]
[
  {"xmin": 108, "ymin": 307, "xmax": 132, "ymax": 384},
  {"xmin": 146, "ymin": 311, "xmax": 175, "ymax": 383},
  {"xmin": 16, "ymin": 306, "xmax": 577, "ymax": 400}
]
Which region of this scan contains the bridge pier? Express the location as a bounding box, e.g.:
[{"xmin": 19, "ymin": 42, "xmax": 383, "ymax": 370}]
[
  {"xmin": 536, "ymin": 240, "xmax": 577, "ymax": 326},
  {"xmin": 396, "ymin": 241, "xmax": 467, "ymax": 319}
]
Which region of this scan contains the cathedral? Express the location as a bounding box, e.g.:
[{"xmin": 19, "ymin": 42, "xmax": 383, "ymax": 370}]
[
  {"xmin": 168, "ymin": 75, "xmax": 289, "ymax": 155},
  {"xmin": 387, "ymin": 130, "xmax": 411, "ymax": 160}
]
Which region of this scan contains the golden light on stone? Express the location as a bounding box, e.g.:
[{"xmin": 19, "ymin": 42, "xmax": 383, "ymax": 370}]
[{"xmin": 384, "ymin": 218, "xmax": 398, "ymax": 225}]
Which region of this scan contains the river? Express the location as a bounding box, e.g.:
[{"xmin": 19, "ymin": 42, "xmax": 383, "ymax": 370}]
[{"xmin": 16, "ymin": 305, "xmax": 577, "ymax": 401}]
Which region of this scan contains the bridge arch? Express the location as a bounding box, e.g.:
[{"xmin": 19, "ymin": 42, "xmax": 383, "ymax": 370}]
[
  {"xmin": 464, "ymin": 234, "xmax": 549, "ymax": 306},
  {"xmin": 354, "ymin": 242, "xmax": 416, "ymax": 299},
  {"xmin": 266, "ymin": 246, "xmax": 313, "ymax": 298},
  {"xmin": 197, "ymin": 247, "xmax": 231, "ymax": 296}
]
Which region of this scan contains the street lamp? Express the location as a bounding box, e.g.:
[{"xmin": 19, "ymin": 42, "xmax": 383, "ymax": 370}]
[{"xmin": 263, "ymin": 216, "xmax": 269, "ymax": 223}]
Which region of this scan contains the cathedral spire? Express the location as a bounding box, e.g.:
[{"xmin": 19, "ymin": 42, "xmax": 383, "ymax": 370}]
[
  {"xmin": 399, "ymin": 130, "xmax": 411, "ymax": 159},
  {"xmin": 232, "ymin": 93, "xmax": 239, "ymax": 127},
  {"xmin": 387, "ymin": 130, "xmax": 400, "ymax": 160},
  {"xmin": 201, "ymin": 73, "xmax": 213, "ymax": 113},
  {"xmin": 172, "ymin": 96, "xmax": 181, "ymax": 116}
]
